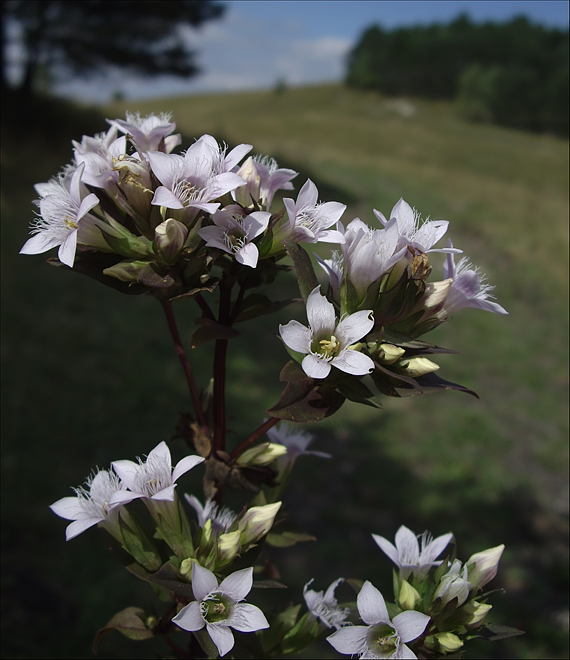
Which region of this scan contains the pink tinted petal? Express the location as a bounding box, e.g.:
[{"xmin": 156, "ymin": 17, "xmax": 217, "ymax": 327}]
[
  {"xmin": 207, "ymin": 623, "xmax": 235, "ymax": 657},
  {"xmin": 58, "ymin": 231, "xmax": 78, "ymax": 267},
  {"xmin": 327, "ymin": 625, "xmax": 369, "ymax": 655},
  {"xmin": 319, "ymin": 201, "xmax": 346, "ymax": 226},
  {"xmin": 235, "ymin": 242, "xmax": 259, "ymax": 268},
  {"xmin": 357, "ymin": 581, "xmax": 389, "ymax": 625},
  {"xmin": 225, "ymin": 143, "xmax": 253, "ymax": 170},
  {"xmin": 421, "ymin": 532, "xmax": 453, "ymax": 564},
  {"xmin": 279, "ymin": 320, "xmax": 311, "ymax": 354},
  {"xmin": 172, "ymin": 601, "xmax": 205, "ymax": 632},
  {"xmin": 65, "ymin": 517, "xmax": 99, "ymax": 540},
  {"xmin": 187, "ymin": 201, "xmax": 221, "ymax": 214},
  {"xmin": 110, "ymin": 459, "xmax": 140, "ymax": 491},
  {"xmin": 69, "ymin": 163, "xmax": 85, "ymax": 203},
  {"xmin": 197, "ymin": 225, "xmax": 228, "ymax": 251},
  {"xmin": 306, "ymin": 286, "xmax": 336, "ymax": 338},
  {"xmin": 296, "ymin": 179, "xmax": 318, "ymax": 210},
  {"xmin": 172, "ymin": 455, "xmax": 205, "ymax": 483},
  {"xmin": 395, "ymin": 526, "xmax": 420, "ymax": 563},
  {"xmin": 373, "ymin": 208, "xmax": 389, "ymax": 226},
  {"xmin": 335, "ymin": 310, "xmax": 374, "ymax": 346},
  {"xmin": 332, "ymin": 349, "xmax": 374, "ymax": 376},
  {"xmin": 20, "ymin": 232, "xmax": 61, "ymax": 255},
  {"xmin": 50, "ymin": 497, "xmax": 84, "ymax": 521},
  {"xmin": 283, "ymin": 197, "xmax": 297, "ymax": 226},
  {"xmin": 302, "ymin": 354, "xmax": 331, "ymax": 379},
  {"xmin": 151, "ymin": 485, "xmax": 177, "ymax": 501},
  {"xmin": 414, "ymin": 220, "xmax": 448, "ymax": 251},
  {"xmin": 324, "ymin": 578, "xmax": 344, "ymax": 602},
  {"xmin": 219, "ymin": 567, "xmax": 253, "ymax": 602},
  {"xmin": 372, "ymin": 534, "xmax": 400, "ymax": 566},
  {"xmin": 393, "ymin": 611, "xmax": 430, "ymax": 644},
  {"xmin": 151, "ymin": 186, "xmax": 185, "ymax": 209},
  {"xmin": 229, "ymin": 603, "xmax": 269, "ymax": 632},
  {"xmin": 147, "ymin": 151, "xmax": 179, "ymax": 188},
  {"xmin": 207, "ymin": 172, "xmax": 248, "ymax": 199},
  {"xmin": 192, "ymin": 564, "xmax": 219, "ymax": 601}
]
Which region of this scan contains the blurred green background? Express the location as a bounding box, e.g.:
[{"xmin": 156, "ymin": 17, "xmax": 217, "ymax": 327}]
[{"xmin": 1, "ymin": 81, "xmax": 568, "ymax": 659}]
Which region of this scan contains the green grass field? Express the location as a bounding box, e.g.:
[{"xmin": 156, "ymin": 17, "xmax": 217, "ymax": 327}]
[{"xmin": 2, "ymin": 84, "xmax": 568, "ymax": 659}]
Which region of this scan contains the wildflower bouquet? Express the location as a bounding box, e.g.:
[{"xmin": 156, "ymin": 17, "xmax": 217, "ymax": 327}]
[{"xmin": 22, "ymin": 112, "xmax": 522, "ymax": 658}]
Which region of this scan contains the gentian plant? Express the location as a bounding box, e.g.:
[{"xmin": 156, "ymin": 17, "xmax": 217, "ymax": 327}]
[{"xmin": 23, "ymin": 112, "xmax": 521, "ymax": 658}]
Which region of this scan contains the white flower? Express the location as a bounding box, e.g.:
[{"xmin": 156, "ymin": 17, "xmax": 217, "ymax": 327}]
[
  {"xmin": 233, "ymin": 155, "xmax": 297, "ymax": 211},
  {"xmin": 110, "ymin": 441, "xmax": 204, "ymax": 505},
  {"xmin": 50, "ymin": 468, "xmax": 125, "ymax": 541},
  {"xmin": 185, "ymin": 495, "xmax": 237, "ymax": 535},
  {"xmin": 279, "ymin": 286, "xmax": 375, "ymax": 379},
  {"xmin": 374, "ymin": 199, "xmax": 460, "ymax": 254},
  {"xmin": 197, "ymin": 206, "xmax": 270, "ymax": 268},
  {"xmin": 267, "ymin": 421, "xmax": 331, "ymax": 462},
  {"xmin": 372, "ymin": 526, "xmax": 453, "ymax": 580},
  {"xmin": 434, "ymin": 559, "xmax": 472, "ymax": 607},
  {"xmin": 327, "ymin": 580, "xmax": 430, "ymax": 659},
  {"xmin": 107, "ymin": 111, "xmax": 181, "ymax": 153},
  {"xmin": 281, "ymin": 179, "xmax": 346, "ymax": 244},
  {"xmin": 315, "ymin": 249, "xmax": 344, "ymax": 303},
  {"xmin": 72, "ymin": 126, "xmax": 127, "ymax": 190},
  {"xmin": 173, "ymin": 564, "xmax": 269, "ymax": 657},
  {"xmin": 304, "ymin": 578, "xmax": 350, "ymax": 629},
  {"xmin": 20, "ymin": 163, "xmax": 103, "ymax": 267},
  {"xmin": 442, "ymin": 241, "xmax": 508, "ymax": 315},
  {"xmin": 466, "ymin": 544, "xmax": 505, "ymax": 590}
]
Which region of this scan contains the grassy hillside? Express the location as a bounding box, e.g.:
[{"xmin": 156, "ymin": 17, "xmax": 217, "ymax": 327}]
[{"xmin": 2, "ymin": 85, "xmax": 568, "ymax": 659}]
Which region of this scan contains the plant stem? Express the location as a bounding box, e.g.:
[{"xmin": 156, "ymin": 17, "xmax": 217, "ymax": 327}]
[
  {"xmin": 161, "ymin": 299, "xmax": 207, "ymax": 429},
  {"xmin": 194, "ymin": 292, "xmax": 216, "ymax": 321},
  {"xmin": 230, "ymin": 416, "xmax": 281, "ymax": 460},
  {"xmin": 212, "ymin": 280, "xmax": 232, "ymax": 453}
]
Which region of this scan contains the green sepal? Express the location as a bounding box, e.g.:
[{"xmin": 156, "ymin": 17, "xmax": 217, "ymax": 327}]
[
  {"xmin": 260, "ymin": 604, "xmax": 302, "ymax": 654},
  {"xmin": 118, "ymin": 513, "xmax": 163, "ymax": 572},
  {"xmin": 266, "ymin": 528, "xmax": 316, "ymax": 548},
  {"xmin": 326, "ymin": 368, "xmax": 383, "ymax": 408},
  {"xmin": 92, "ymin": 606, "xmax": 154, "ymax": 653},
  {"xmin": 475, "ymin": 623, "xmax": 525, "ymax": 641},
  {"xmin": 340, "ymin": 277, "xmax": 359, "ymax": 317},
  {"xmin": 146, "ymin": 562, "xmax": 195, "ymax": 599},
  {"xmin": 101, "ymin": 225, "xmax": 153, "ymax": 259},
  {"xmin": 154, "ymin": 511, "xmax": 186, "ymax": 558},
  {"xmin": 284, "ymin": 241, "xmax": 319, "ymax": 303},
  {"xmin": 281, "ymin": 610, "xmax": 323, "ymax": 655}
]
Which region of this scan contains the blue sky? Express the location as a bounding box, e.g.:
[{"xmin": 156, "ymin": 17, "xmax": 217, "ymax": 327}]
[{"xmin": 11, "ymin": 0, "xmax": 570, "ymax": 101}]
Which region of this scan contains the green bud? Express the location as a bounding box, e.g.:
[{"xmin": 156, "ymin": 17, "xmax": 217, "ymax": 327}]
[
  {"xmin": 103, "ymin": 259, "xmax": 151, "ymax": 282},
  {"xmin": 180, "ymin": 557, "xmax": 195, "ymax": 577},
  {"xmin": 398, "ymin": 580, "xmax": 421, "ymax": 610},
  {"xmin": 466, "ymin": 544, "xmax": 504, "ymax": 590},
  {"xmin": 378, "ymin": 343, "xmax": 406, "ymax": 364},
  {"xmin": 435, "ymin": 632, "xmax": 463, "ymax": 653},
  {"xmin": 238, "ymin": 502, "xmax": 282, "ymax": 546},
  {"xmin": 396, "ymin": 356, "xmax": 440, "ymax": 377},
  {"xmin": 236, "ymin": 442, "xmax": 288, "ymax": 467},
  {"xmin": 155, "ymin": 218, "xmax": 188, "ymax": 264},
  {"xmin": 456, "ymin": 600, "xmax": 492, "ymax": 628},
  {"xmin": 217, "ymin": 530, "xmax": 241, "ymax": 565}
]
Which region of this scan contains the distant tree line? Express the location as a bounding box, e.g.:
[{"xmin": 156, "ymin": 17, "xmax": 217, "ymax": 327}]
[{"xmin": 346, "ymin": 15, "xmax": 569, "ymax": 137}]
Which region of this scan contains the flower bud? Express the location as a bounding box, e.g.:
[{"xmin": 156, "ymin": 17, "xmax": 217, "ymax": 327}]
[
  {"xmin": 398, "ymin": 580, "xmax": 421, "ymax": 610},
  {"xmin": 466, "ymin": 544, "xmax": 504, "ymax": 590},
  {"xmin": 396, "ymin": 356, "xmax": 440, "ymax": 377},
  {"xmin": 434, "ymin": 559, "xmax": 471, "ymax": 608},
  {"xmin": 180, "ymin": 557, "xmax": 195, "ymax": 577},
  {"xmin": 155, "ymin": 218, "xmax": 188, "ymax": 264},
  {"xmin": 456, "ymin": 600, "xmax": 492, "ymax": 628},
  {"xmin": 233, "ymin": 156, "xmax": 261, "ymax": 207},
  {"xmin": 217, "ymin": 530, "xmax": 241, "ymax": 565},
  {"xmin": 378, "ymin": 343, "xmax": 406, "ymax": 364},
  {"xmin": 103, "ymin": 259, "xmax": 151, "ymax": 282},
  {"xmin": 238, "ymin": 502, "xmax": 282, "ymax": 546},
  {"xmin": 434, "ymin": 632, "xmax": 463, "ymax": 653},
  {"xmin": 236, "ymin": 442, "xmax": 288, "ymax": 467}
]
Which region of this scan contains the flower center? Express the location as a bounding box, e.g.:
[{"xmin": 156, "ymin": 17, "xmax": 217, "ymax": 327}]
[
  {"xmin": 317, "ymin": 335, "xmax": 341, "ymax": 360},
  {"xmin": 369, "ymin": 623, "xmax": 399, "ymax": 656},
  {"xmin": 200, "ymin": 594, "xmax": 232, "ymax": 624}
]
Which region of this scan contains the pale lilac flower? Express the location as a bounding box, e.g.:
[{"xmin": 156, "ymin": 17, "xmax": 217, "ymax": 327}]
[
  {"xmin": 197, "ymin": 207, "xmax": 270, "ymax": 268},
  {"xmin": 372, "ymin": 526, "xmax": 453, "ymax": 580},
  {"xmin": 173, "ymin": 564, "xmax": 269, "ymax": 657},
  {"xmin": 327, "ymin": 580, "xmax": 430, "ymax": 659},
  {"xmin": 434, "ymin": 559, "xmax": 471, "ymax": 607},
  {"xmin": 267, "ymin": 421, "xmax": 331, "ymax": 461},
  {"xmin": 234, "ymin": 155, "xmax": 297, "ymax": 210},
  {"xmin": 185, "ymin": 495, "xmax": 237, "ymax": 535},
  {"xmin": 50, "ymin": 468, "xmax": 125, "ymax": 541},
  {"xmin": 304, "ymin": 578, "xmax": 350, "ymax": 629},
  {"xmin": 374, "ymin": 198, "xmax": 460, "ymax": 254},
  {"xmin": 110, "ymin": 441, "xmax": 204, "ymax": 505},
  {"xmin": 148, "ymin": 135, "xmax": 250, "ymax": 219},
  {"xmin": 279, "ymin": 286, "xmax": 375, "ymax": 379},
  {"xmin": 280, "ymin": 179, "xmax": 346, "ymax": 244},
  {"xmin": 20, "ymin": 163, "xmax": 105, "ymax": 267},
  {"xmin": 442, "ymin": 241, "xmax": 508, "ymax": 315},
  {"xmin": 107, "ymin": 111, "xmax": 181, "ymax": 153},
  {"xmin": 72, "ymin": 126, "xmax": 127, "ymax": 190},
  {"xmin": 340, "ymin": 218, "xmax": 406, "ymax": 300},
  {"xmin": 315, "ymin": 249, "xmax": 344, "ymax": 303}
]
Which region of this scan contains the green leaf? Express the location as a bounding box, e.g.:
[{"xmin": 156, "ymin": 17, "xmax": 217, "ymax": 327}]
[
  {"xmin": 266, "ymin": 530, "xmax": 316, "ymax": 548},
  {"xmin": 251, "ymin": 578, "xmax": 288, "ymax": 589},
  {"xmin": 146, "ymin": 563, "xmax": 195, "ymax": 598},
  {"xmin": 267, "ymin": 361, "xmax": 345, "ymax": 422},
  {"xmin": 340, "ymin": 277, "xmax": 359, "ymax": 316},
  {"xmin": 191, "ymin": 317, "xmax": 240, "ymax": 348},
  {"xmin": 233, "ymin": 293, "xmax": 297, "ymax": 323},
  {"xmin": 281, "ymin": 611, "xmax": 322, "ymax": 655},
  {"xmin": 283, "ymin": 241, "xmax": 319, "ymax": 303},
  {"xmin": 481, "ymin": 623, "xmax": 526, "ymax": 641},
  {"xmin": 118, "ymin": 513, "xmax": 163, "ymax": 573},
  {"xmin": 92, "ymin": 607, "xmax": 154, "ymax": 653},
  {"xmin": 327, "ymin": 369, "xmax": 383, "ymax": 408},
  {"xmin": 397, "ymin": 372, "xmax": 479, "ymax": 399},
  {"xmin": 260, "ymin": 604, "xmax": 302, "ymax": 654}
]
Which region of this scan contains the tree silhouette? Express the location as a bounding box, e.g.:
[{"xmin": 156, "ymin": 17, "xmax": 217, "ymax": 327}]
[{"xmin": 1, "ymin": 0, "xmax": 225, "ymax": 96}]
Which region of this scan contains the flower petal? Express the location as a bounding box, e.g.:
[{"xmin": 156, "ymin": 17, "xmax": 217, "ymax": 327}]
[
  {"xmin": 395, "ymin": 526, "xmax": 420, "ymax": 564},
  {"xmin": 65, "ymin": 517, "xmax": 99, "ymax": 540},
  {"xmin": 398, "ymin": 643, "xmax": 418, "ymax": 659},
  {"xmin": 192, "ymin": 564, "xmax": 219, "ymax": 601},
  {"xmin": 207, "ymin": 623, "xmax": 235, "ymax": 657},
  {"xmin": 235, "ymin": 242, "xmax": 259, "ymax": 268},
  {"xmin": 306, "ymin": 286, "xmax": 336, "ymax": 338},
  {"xmin": 20, "ymin": 232, "xmax": 62, "ymax": 255},
  {"xmin": 110, "ymin": 459, "xmax": 140, "ymax": 492},
  {"xmin": 302, "ymin": 354, "xmax": 331, "ymax": 379},
  {"xmin": 172, "ymin": 601, "xmax": 205, "ymax": 632},
  {"xmin": 327, "ymin": 625, "xmax": 369, "ymax": 655},
  {"xmin": 50, "ymin": 496, "xmax": 84, "ymax": 521},
  {"xmin": 229, "ymin": 603, "xmax": 269, "ymax": 632},
  {"xmin": 151, "ymin": 485, "xmax": 177, "ymax": 501},
  {"xmin": 147, "ymin": 441, "xmax": 172, "ymax": 472},
  {"xmin": 151, "ymin": 186, "xmax": 185, "ymax": 209},
  {"xmin": 219, "ymin": 567, "xmax": 253, "ymax": 602},
  {"xmin": 58, "ymin": 230, "xmax": 78, "ymax": 267},
  {"xmin": 172, "ymin": 455, "xmax": 205, "ymax": 483},
  {"xmin": 279, "ymin": 320, "xmax": 311, "ymax": 354},
  {"xmin": 335, "ymin": 310, "xmax": 374, "ymax": 346},
  {"xmin": 393, "ymin": 611, "xmax": 431, "ymax": 644},
  {"xmin": 331, "ymin": 349, "xmax": 374, "ymax": 376},
  {"xmin": 372, "ymin": 534, "xmax": 400, "ymax": 567},
  {"xmin": 357, "ymin": 580, "xmax": 390, "ymax": 625},
  {"xmin": 421, "ymin": 532, "xmax": 453, "ymax": 564}
]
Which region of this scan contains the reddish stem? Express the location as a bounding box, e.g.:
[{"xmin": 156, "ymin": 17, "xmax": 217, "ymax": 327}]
[
  {"xmin": 212, "ymin": 281, "xmax": 232, "ymax": 453},
  {"xmin": 229, "ymin": 416, "xmax": 281, "ymax": 460}
]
